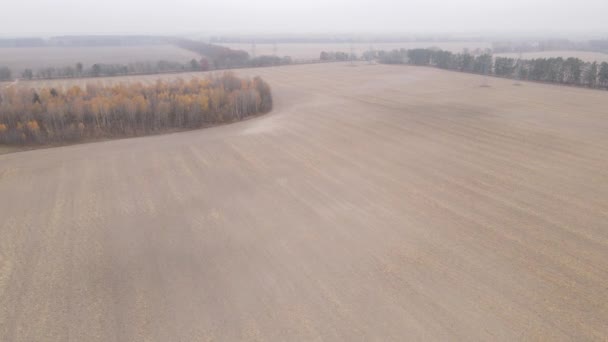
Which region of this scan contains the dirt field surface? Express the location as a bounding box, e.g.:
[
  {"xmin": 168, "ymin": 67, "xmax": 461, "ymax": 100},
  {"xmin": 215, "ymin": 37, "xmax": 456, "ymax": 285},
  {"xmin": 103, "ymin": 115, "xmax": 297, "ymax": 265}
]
[
  {"xmin": 1, "ymin": 63, "xmax": 608, "ymax": 341},
  {"xmin": 496, "ymin": 50, "xmax": 608, "ymax": 63},
  {"xmin": 221, "ymin": 41, "xmax": 491, "ymax": 60},
  {"xmin": 0, "ymin": 45, "xmax": 199, "ymax": 75},
  {"xmin": 0, "ymin": 146, "xmax": 22, "ymax": 155}
]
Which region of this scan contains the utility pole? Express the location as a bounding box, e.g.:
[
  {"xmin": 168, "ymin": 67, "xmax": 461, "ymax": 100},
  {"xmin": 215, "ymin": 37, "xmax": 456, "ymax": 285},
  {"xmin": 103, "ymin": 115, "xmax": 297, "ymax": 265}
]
[
  {"xmin": 482, "ymin": 60, "xmax": 489, "ymax": 87},
  {"xmin": 514, "ymin": 50, "xmax": 523, "ymax": 86},
  {"xmin": 481, "ymin": 50, "xmax": 492, "ymax": 87}
]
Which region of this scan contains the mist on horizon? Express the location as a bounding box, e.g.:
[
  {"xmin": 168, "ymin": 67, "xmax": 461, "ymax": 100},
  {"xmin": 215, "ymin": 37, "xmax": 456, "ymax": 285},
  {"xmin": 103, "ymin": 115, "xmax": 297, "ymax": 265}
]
[{"xmin": 1, "ymin": 0, "xmax": 607, "ymax": 37}]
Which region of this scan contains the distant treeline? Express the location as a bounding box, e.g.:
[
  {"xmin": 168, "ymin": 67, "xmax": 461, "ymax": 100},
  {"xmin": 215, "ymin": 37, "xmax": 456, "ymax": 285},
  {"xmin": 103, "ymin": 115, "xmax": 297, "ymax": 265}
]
[
  {"xmin": 0, "ymin": 67, "xmax": 11, "ymax": 81},
  {"xmin": 372, "ymin": 48, "xmax": 608, "ymax": 89},
  {"xmin": 209, "ymin": 35, "xmax": 485, "ymax": 44},
  {"xmin": 175, "ymin": 39, "xmax": 250, "ymax": 69},
  {"xmin": 492, "ymin": 39, "xmax": 608, "ymax": 53},
  {"xmin": 0, "ymin": 56, "xmax": 293, "ymax": 82},
  {"xmin": 175, "ymin": 39, "xmax": 293, "ymax": 69},
  {"xmin": 249, "ymin": 55, "xmax": 293, "ymax": 67},
  {"xmin": 320, "ymin": 51, "xmax": 355, "ymax": 61},
  {"xmin": 0, "ymin": 73, "xmax": 272, "ymax": 145},
  {"xmin": 0, "ymin": 56, "xmax": 292, "ymax": 82},
  {"xmin": 0, "ymin": 35, "xmax": 171, "ymax": 48},
  {"xmin": 15, "ymin": 59, "xmax": 212, "ymax": 81},
  {"xmin": 0, "ymin": 39, "xmax": 294, "ymax": 82}
]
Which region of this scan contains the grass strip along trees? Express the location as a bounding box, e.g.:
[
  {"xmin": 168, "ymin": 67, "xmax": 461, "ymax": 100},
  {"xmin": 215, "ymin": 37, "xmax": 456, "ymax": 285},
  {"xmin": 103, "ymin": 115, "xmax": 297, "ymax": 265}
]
[{"xmin": 0, "ymin": 72, "xmax": 272, "ymax": 145}]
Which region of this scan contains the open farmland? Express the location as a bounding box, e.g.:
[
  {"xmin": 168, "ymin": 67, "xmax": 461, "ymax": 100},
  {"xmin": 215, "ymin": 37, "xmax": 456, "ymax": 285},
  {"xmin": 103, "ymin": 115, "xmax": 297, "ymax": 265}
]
[
  {"xmin": 220, "ymin": 41, "xmax": 491, "ymax": 60},
  {"xmin": 1, "ymin": 63, "xmax": 608, "ymax": 340},
  {"xmin": 0, "ymin": 45, "xmax": 200, "ymax": 75}
]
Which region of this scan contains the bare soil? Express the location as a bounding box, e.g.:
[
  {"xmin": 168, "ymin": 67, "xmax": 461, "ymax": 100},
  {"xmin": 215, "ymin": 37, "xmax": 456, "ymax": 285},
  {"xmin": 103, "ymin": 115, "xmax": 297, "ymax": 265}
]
[{"xmin": 1, "ymin": 63, "xmax": 608, "ymax": 341}]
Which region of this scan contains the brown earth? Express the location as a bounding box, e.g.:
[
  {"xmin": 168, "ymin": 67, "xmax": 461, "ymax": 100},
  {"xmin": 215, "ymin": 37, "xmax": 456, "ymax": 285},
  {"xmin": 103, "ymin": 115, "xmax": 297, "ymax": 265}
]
[{"xmin": 1, "ymin": 63, "xmax": 608, "ymax": 341}]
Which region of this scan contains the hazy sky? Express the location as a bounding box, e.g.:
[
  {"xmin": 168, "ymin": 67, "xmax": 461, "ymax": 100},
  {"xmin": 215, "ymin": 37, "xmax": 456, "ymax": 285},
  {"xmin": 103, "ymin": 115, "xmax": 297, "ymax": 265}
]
[{"xmin": 2, "ymin": 0, "xmax": 608, "ymax": 36}]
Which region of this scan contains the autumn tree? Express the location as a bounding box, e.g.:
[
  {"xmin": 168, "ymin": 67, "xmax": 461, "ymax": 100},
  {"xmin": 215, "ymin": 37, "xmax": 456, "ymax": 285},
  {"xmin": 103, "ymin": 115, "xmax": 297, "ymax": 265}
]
[{"xmin": 0, "ymin": 74, "xmax": 272, "ymax": 145}]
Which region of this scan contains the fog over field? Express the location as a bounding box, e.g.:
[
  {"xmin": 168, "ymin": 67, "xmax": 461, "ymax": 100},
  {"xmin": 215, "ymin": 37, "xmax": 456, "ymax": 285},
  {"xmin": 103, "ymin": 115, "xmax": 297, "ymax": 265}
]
[
  {"xmin": 2, "ymin": 0, "xmax": 608, "ymax": 341},
  {"xmin": 2, "ymin": 63, "xmax": 608, "ymax": 340},
  {"xmin": 2, "ymin": 0, "xmax": 608, "ymax": 35}
]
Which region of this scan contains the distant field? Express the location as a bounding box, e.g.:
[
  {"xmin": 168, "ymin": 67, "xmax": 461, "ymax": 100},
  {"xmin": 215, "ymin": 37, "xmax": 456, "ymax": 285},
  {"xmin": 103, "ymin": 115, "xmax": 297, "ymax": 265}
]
[
  {"xmin": 496, "ymin": 50, "xmax": 608, "ymax": 63},
  {"xmin": 0, "ymin": 45, "xmax": 200, "ymax": 75},
  {"xmin": 220, "ymin": 41, "xmax": 491, "ymax": 60}
]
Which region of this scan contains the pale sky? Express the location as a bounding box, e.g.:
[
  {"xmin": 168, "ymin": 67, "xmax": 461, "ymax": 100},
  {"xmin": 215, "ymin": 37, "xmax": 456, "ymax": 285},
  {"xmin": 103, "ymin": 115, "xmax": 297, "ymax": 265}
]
[{"xmin": 2, "ymin": 0, "xmax": 608, "ymax": 36}]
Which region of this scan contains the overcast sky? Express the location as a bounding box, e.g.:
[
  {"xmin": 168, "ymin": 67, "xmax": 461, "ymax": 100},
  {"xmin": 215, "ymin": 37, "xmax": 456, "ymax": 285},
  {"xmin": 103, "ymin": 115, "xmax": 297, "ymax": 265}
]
[{"xmin": 2, "ymin": 0, "xmax": 608, "ymax": 37}]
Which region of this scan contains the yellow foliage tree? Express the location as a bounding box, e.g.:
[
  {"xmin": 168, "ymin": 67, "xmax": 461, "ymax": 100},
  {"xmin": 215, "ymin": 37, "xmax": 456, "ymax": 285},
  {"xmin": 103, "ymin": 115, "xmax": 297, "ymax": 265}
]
[
  {"xmin": 0, "ymin": 74, "xmax": 272, "ymax": 145},
  {"xmin": 27, "ymin": 120, "xmax": 40, "ymax": 134}
]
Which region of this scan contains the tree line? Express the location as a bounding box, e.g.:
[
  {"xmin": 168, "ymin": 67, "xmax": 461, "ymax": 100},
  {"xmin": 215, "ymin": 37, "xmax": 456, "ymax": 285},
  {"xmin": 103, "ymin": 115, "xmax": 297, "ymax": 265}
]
[
  {"xmin": 0, "ymin": 73, "xmax": 272, "ymax": 145},
  {"xmin": 0, "ymin": 55, "xmax": 290, "ymax": 82},
  {"xmin": 175, "ymin": 39, "xmax": 293, "ymax": 69},
  {"xmin": 0, "ymin": 35, "xmax": 169, "ymax": 48},
  {"xmin": 320, "ymin": 51, "xmax": 353, "ymax": 61},
  {"xmin": 175, "ymin": 39, "xmax": 250, "ymax": 69},
  {"xmin": 11, "ymin": 59, "xmax": 212, "ymax": 81},
  {"xmin": 0, "ymin": 40, "xmax": 295, "ymax": 82},
  {"xmin": 373, "ymin": 48, "xmax": 608, "ymax": 89},
  {"xmin": 0, "ymin": 67, "xmax": 11, "ymax": 81}
]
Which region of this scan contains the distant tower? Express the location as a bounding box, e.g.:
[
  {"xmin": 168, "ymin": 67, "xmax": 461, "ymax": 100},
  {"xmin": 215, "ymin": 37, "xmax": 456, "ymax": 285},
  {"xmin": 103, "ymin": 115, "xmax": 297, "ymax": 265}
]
[
  {"xmin": 368, "ymin": 44, "xmax": 375, "ymax": 64},
  {"xmin": 251, "ymin": 41, "xmax": 257, "ymax": 58}
]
